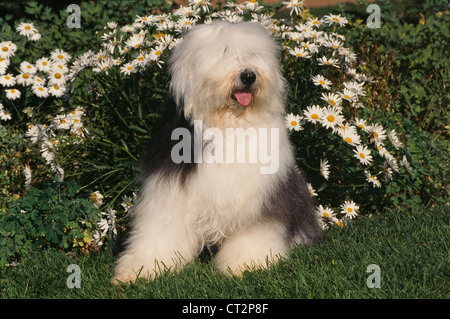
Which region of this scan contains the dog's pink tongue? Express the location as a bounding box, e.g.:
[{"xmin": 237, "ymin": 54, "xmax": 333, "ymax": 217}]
[{"xmin": 234, "ymin": 91, "xmax": 252, "ymax": 106}]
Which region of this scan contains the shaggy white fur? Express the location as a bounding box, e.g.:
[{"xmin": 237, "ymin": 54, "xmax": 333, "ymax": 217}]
[{"xmin": 112, "ymin": 21, "xmax": 321, "ymax": 283}]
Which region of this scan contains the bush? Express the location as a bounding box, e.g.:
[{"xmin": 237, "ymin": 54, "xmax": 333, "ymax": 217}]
[
  {"xmin": 0, "ymin": 180, "xmax": 100, "ymax": 266},
  {"xmin": 0, "ymin": 0, "xmax": 447, "ymax": 264}
]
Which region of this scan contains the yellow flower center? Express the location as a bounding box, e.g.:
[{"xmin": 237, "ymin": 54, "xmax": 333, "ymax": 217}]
[
  {"xmin": 127, "ymin": 66, "xmax": 133, "ymax": 70},
  {"xmin": 323, "ymin": 212, "xmax": 330, "ymax": 218},
  {"xmin": 332, "ymin": 17, "xmax": 340, "ymax": 22},
  {"xmin": 54, "ymin": 73, "xmax": 61, "ymax": 79},
  {"xmin": 327, "ymin": 115, "xmax": 335, "ymax": 122},
  {"xmin": 343, "ymin": 94, "xmax": 351, "ymax": 99},
  {"xmin": 344, "ymin": 137, "xmax": 352, "ymax": 143},
  {"xmin": 311, "ymin": 114, "xmax": 319, "ymax": 120},
  {"xmin": 138, "ymin": 56, "xmax": 144, "ymax": 61},
  {"xmin": 2, "ymin": 46, "xmax": 9, "ymax": 52},
  {"xmin": 291, "ymin": 121, "xmax": 298, "ymax": 127},
  {"xmin": 42, "ymin": 61, "xmax": 48, "ymax": 65},
  {"xmin": 23, "ymin": 73, "xmax": 29, "ymax": 79},
  {"xmin": 319, "ymin": 80, "xmax": 325, "ymax": 85},
  {"xmin": 5, "ymin": 76, "xmax": 10, "ymax": 80},
  {"xmin": 374, "ymin": 132, "xmax": 379, "ymax": 138},
  {"xmin": 359, "ymin": 153, "xmax": 366, "ymax": 159},
  {"xmin": 53, "ymin": 85, "xmax": 59, "ymax": 90},
  {"xmin": 38, "ymin": 87, "xmax": 44, "ymax": 91},
  {"xmin": 57, "ymin": 54, "xmax": 64, "ymax": 60},
  {"xmin": 328, "ymin": 99, "xmax": 336, "ymax": 106},
  {"xmin": 347, "ymin": 207, "xmax": 353, "ymax": 212},
  {"xmin": 155, "ymin": 50, "xmax": 161, "ymax": 56},
  {"xmin": 296, "ymin": 53, "xmax": 303, "ymax": 57},
  {"xmin": 25, "ymin": 25, "xmax": 31, "ymax": 30},
  {"xmin": 10, "ymin": 89, "xmax": 15, "ymax": 93}
]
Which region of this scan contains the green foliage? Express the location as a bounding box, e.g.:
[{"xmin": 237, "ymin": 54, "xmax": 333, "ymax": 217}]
[
  {"xmin": 0, "ymin": 180, "xmax": 100, "ymax": 266},
  {"xmin": 346, "ymin": 0, "xmax": 449, "ymax": 135}
]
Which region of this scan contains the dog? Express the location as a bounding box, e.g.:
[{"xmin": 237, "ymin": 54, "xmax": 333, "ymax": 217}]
[{"xmin": 112, "ymin": 21, "xmax": 322, "ymax": 283}]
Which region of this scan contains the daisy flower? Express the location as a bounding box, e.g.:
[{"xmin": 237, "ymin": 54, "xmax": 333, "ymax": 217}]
[
  {"xmin": 339, "ymin": 47, "xmax": 357, "ymax": 64},
  {"xmin": 323, "ymin": 14, "xmax": 348, "ymax": 27},
  {"xmin": 354, "ymin": 118, "xmax": 371, "ymax": 132},
  {"xmin": 48, "ymin": 84, "xmax": 65, "ymax": 97},
  {"xmin": 36, "ymin": 57, "xmax": 53, "ymax": 72},
  {"xmin": 339, "ymin": 88, "xmax": 356, "ymax": 102},
  {"xmin": 401, "ymin": 155, "xmax": 413, "ymax": 174},
  {"xmin": 283, "ymin": 0, "xmax": 305, "ymax": 16},
  {"xmin": 16, "ymin": 72, "xmax": 34, "ymax": 86},
  {"xmin": 190, "ymin": 0, "xmax": 213, "ymax": 12},
  {"xmin": 307, "ymin": 17, "xmax": 322, "ymax": 28},
  {"xmin": 121, "ymin": 194, "xmax": 136, "ymax": 213},
  {"xmin": 320, "ymin": 158, "xmax": 330, "ymax": 180},
  {"xmin": 339, "ymin": 127, "xmax": 361, "ymax": 145},
  {"xmin": 320, "ymin": 106, "xmax": 344, "ymax": 130},
  {"xmin": 0, "ymin": 107, "xmax": 12, "ymax": 121},
  {"xmin": 5, "ymin": 88, "xmax": 21, "ymax": 100},
  {"xmin": 120, "ymin": 62, "xmax": 136, "ymax": 75},
  {"xmin": 0, "ymin": 73, "xmax": 16, "ymax": 87},
  {"xmin": 321, "ymin": 92, "xmax": 342, "ymax": 108},
  {"xmin": 50, "ymin": 49, "xmax": 71, "ymax": 64},
  {"xmin": 285, "ymin": 113, "xmax": 303, "ymax": 131},
  {"xmin": 316, "ymin": 205, "xmax": 336, "ymax": 219},
  {"xmin": 29, "ymin": 32, "xmax": 41, "ymax": 42},
  {"xmin": 91, "ymin": 191, "xmax": 104, "ymax": 209},
  {"xmin": 317, "ymin": 56, "xmax": 340, "ymax": 68},
  {"xmin": 19, "ymin": 61, "xmax": 37, "ymax": 74},
  {"xmin": 307, "ymin": 183, "xmax": 318, "ymax": 197},
  {"xmin": 300, "ymin": 41, "xmax": 319, "ymax": 53},
  {"xmin": 326, "ymin": 38, "xmax": 343, "ymax": 51},
  {"xmin": 0, "ymin": 41, "xmax": 17, "ymax": 59},
  {"xmin": 288, "ymin": 47, "xmax": 311, "ymax": 59},
  {"xmin": 32, "ymin": 85, "xmax": 49, "ymax": 98},
  {"xmin": 370, "ymin": 123, "xmax": 387, "ymax": 143},
  {"xmin": 384, "ymin": 155, "xmax": 399, "ymax": 173},
  {"xmin": 24, "ymin": 165, "xmax": 32, "ymax": 187},
  {"xmin": 48, "ymin": 69, "xmax": 66, "ymax": 86},
  {"xmin": 125, "ymin": 33, "xmax": 145, "ymax": 49},
  {"xmin": 176, "ymin": 17, "xmax": 198, "ymax": 32},
  {"xmin": 174, "ymin": 6, "xmax": 201, "ymax": 18},
  {"xmin": 340, "ymin": 200, "xmax": 359, "ymax": 219},
  {"xmin": 53, "ymin": 114, "xmax": 71, "ymax": 130},
  {"xmin": 16, "ymin": 22, "xmax": 38, "ymax": 38},
  {"xmin": 343, "ymin": 80, "xmax": 366, "ymax": 97},
  {"xmin": 365, "ymin": 170, "xmax": 381, "ymax": 187},
  {"xmin": 107, "ymin": 21, "xmax": 118, "ymax": 29},
  {"xmin": 99, "ymin": 207, "xmax": 117, "ymax": 236},
  {"xmin": 26, "ymin": 125, "xmax": 42, "ymax": 144},
  {"xmin": 303, "ymin": 105, "xmax": 323, "ymax": 124},
  {"xmin": 388, "ymin": 130, "xmax": 403, "ymax": 149},
  {"xmin": 312, "ymin": 74, "xmax": 332, "ymax": 90},
  {"xmin": 353, "ymin": 145, "xmax": 373, "ymax": 165}
]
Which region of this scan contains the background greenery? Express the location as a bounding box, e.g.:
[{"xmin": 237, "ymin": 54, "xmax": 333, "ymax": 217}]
[{"xmin": 0, "ymin": 0, "xmax": 448, "ymax": 298}]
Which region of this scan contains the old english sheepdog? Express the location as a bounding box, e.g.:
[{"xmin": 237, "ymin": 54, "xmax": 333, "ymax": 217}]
[{"xmin": 113, "ymin": 21, "xmax": 322, "ymax": 283}]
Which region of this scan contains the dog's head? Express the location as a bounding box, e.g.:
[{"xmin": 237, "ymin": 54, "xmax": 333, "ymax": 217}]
[{"xmin": 169, "ymin": 21, "xmax": 287, "ymax": 126}]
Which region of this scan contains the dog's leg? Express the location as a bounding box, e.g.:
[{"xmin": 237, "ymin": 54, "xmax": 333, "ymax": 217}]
[
  {"xmin": 112, "ymin": 196, "xmax": 202, "ymax": 283},
  {"xmin": 214, "ymin": 219, "xmax": 289, "ymax": 276}
]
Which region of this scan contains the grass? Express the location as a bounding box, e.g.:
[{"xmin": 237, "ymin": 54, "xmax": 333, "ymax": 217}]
[{"xmin": 0, "ymin": 201, "xmax": 448, "ymax": 299}]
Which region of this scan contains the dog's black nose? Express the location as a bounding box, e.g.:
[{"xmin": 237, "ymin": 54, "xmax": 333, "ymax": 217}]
[{"xmin": 240, "ymin": 70, "xmax": 256, "ymax": 85}]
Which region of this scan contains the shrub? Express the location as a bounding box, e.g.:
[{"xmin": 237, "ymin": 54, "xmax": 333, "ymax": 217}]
[{"xmin": 0, "ymin": 180, "xmax": 100, "ymax": 266}]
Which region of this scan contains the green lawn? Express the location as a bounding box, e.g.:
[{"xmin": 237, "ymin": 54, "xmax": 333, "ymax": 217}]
[{"xmin": 0, "ymin": 202, "xmax": 448, "ymax": 299}]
